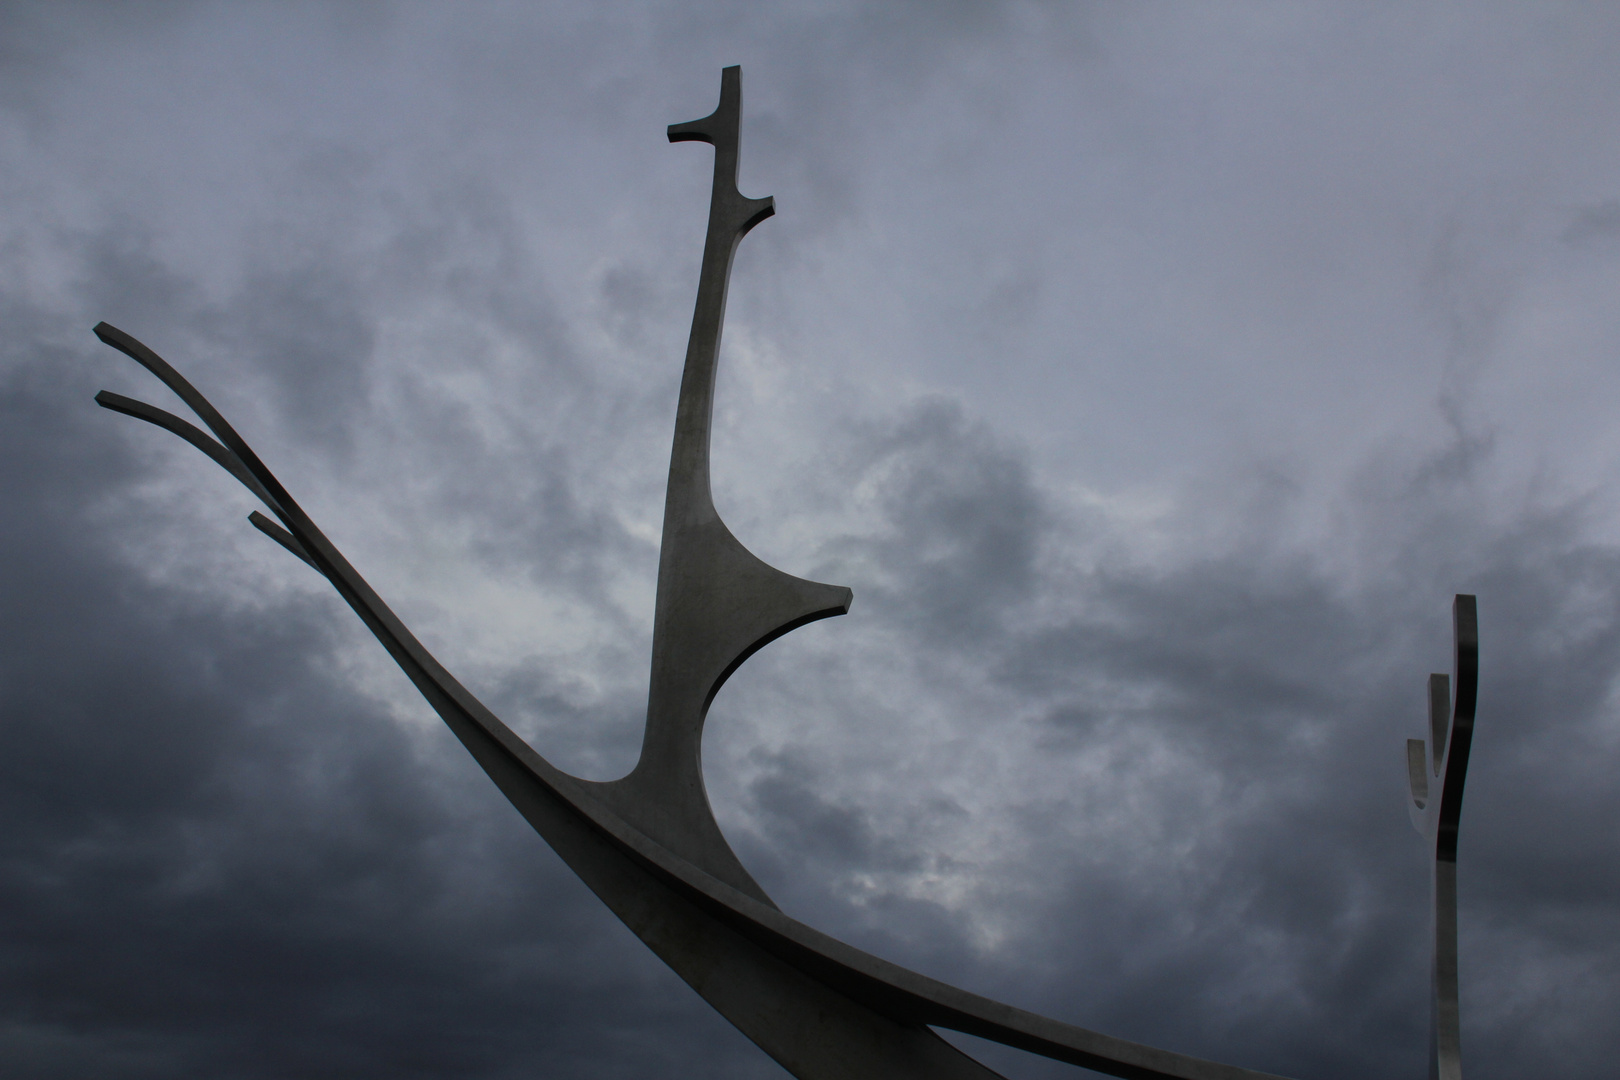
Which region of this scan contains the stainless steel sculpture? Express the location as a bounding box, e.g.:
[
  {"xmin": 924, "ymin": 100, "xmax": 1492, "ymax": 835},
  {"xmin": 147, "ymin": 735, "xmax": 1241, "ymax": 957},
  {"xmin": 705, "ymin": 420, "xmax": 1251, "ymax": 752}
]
[
  {"xmin": 1407, "ymin": 595, "xmax": 1478, "ymax": 1080},
  {"xmin": 89, "ymin": 67, "xmax": 1483, "ymax": 1080}
]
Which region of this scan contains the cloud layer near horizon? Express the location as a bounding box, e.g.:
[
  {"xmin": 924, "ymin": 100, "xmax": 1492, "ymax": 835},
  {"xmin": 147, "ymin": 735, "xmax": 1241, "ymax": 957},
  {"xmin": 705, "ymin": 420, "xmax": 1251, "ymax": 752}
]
[{"xmin": 3, "ymin": 4, "xmax": 1619, "ymax": 1078}]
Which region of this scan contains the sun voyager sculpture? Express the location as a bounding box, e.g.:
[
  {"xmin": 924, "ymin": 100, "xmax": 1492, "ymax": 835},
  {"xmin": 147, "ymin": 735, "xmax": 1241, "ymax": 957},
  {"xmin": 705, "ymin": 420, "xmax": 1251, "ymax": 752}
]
[{"xmin": 89, "ymin": 68, "xmax": 1477, "ymax": 1080}]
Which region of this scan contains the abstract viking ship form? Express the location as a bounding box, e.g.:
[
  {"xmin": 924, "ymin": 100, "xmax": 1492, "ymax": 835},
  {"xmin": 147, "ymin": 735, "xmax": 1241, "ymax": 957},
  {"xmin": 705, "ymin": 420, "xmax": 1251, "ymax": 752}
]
[{"xmin": 90, "ymin": 68, "xmax": 1479, "ymax": 1080}]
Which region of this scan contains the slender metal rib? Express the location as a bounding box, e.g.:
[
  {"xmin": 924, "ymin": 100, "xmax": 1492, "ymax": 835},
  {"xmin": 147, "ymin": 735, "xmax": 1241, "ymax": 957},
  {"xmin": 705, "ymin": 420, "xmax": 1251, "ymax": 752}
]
[
  {"xmin": 94, "ymin": 388, "xmax": 317, "ymax": 568},
  {"xmin": 1407, "ymin": 594, "xmax": 1478, "ymax": 1080},
  {"xmin": 93, "ymin": 324, "xmax": 306, "ymax": 531},
  {"xmin": 248, "ymin": 511, "xmax": 319, "ymax": 570},
  {"xmin": 591, "ymin": 64, "xmax": 853, "ymax": 903},
  {"xmin": 94, "ymin": 390, "xmax": 287, "ymax": 521}
]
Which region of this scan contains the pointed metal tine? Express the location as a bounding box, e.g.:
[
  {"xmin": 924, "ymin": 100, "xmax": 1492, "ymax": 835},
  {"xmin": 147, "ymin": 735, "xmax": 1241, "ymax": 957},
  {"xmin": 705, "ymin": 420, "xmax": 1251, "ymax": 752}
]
[
  {"xmin": 248, "ymin": 511, "xmax": 320, "ymax": 572},
  {"xmin": 1407, "ymin": 738, "xmax": 1429, "ymax": 808},
  {"xmin": 93, "ymin": 322, "xmax": 305, "ymax": 528},
  {"xmin": 95, "ymin": 390, "xmax": 286, "ymax": 519},
  {"xmin": 1452, "ymin": 594, "xmax": 1478, "ymax": 729},
  {"xmin": 1428, "ymin": 672, "xmax": 1450, "ymax": 776}
]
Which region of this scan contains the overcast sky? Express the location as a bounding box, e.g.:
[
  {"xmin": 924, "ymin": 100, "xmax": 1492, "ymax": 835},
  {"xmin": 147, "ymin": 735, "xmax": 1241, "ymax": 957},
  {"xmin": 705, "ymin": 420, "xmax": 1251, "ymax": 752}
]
[{"xmin": 3, "ymin": 3, "xmax": 1619, "ymax": 1078}]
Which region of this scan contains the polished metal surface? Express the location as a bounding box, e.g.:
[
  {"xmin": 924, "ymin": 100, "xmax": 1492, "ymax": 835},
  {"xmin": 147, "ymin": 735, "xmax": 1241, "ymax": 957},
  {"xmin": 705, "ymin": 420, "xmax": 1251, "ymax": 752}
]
[
  {"xmin": 1407, "ymin": 595, "xmax": 1478, "ymax": 1080},
  {"xmin": 89, "ymin": 66, "xmax": 1488, "ymax": 1080}
]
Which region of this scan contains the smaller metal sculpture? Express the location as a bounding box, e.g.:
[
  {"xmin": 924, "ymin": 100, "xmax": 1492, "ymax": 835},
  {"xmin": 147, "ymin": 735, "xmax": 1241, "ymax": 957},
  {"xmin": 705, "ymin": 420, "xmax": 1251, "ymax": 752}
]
[{"xmin": 1406, "ymin": 595, "xmax": 1478, "ymax": 1080}]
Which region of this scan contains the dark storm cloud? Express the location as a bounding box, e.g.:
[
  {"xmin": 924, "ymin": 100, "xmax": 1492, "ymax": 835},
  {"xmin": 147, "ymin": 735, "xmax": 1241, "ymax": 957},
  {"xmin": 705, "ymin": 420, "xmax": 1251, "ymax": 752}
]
[
  {"xmin": 0, "ymin": 2, "xmax": 191, "ymax": 122},
  {"xmin": 830, "ymin": 397, "xmax": 1044, "ymax": 643},
  {"xmin": 5, "ymin": 5, "xmax": 1620, "ymax": 1080},
  {"xmin": 227, "ymin": 263, "xmax": 375, "ymax": 454},
  {"xmin": 0, "ymin": 85, "xmax": 746, "ymax": 1074},
  {"xmin": 1562, "ymin": 199, "xmax": 1620, "ymax": 247},
  {"xmin": 707, "ymin": 400, "xmax": 1620, "ymax": 1080},
  {"xmin": 0, "ymin": 311, "xmax": 778, "ymax": 1079}
]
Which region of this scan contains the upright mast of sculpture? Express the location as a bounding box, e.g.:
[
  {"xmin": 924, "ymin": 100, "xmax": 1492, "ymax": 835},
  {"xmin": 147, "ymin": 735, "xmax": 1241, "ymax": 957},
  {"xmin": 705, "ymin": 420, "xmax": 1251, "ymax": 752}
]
[
  {"xmin": 590, "ymin": 65, "xmax": 852, "ymax": 902},
  {"xmin": 1406, "ymin": 595, "xmax": 1478, "ymax": 1080}
]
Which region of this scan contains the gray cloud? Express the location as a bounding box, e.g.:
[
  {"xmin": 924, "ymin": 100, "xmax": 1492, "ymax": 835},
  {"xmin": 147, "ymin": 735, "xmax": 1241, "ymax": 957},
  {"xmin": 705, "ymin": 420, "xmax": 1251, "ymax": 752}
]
[
  {"xmin": 1562, "ymin": 199, "xmax": 1620, "ymax": 247},
  {"xmin": 832, "ymin": 397, "xmax": 1044, "ymax": 643},
  {"xmin": 0, "ymin": 329, "xmax": 773, "ymax": 1080},
  {"xmin": 4, "ymin": 4, "xmax": 1620, "ymax": 1080}
]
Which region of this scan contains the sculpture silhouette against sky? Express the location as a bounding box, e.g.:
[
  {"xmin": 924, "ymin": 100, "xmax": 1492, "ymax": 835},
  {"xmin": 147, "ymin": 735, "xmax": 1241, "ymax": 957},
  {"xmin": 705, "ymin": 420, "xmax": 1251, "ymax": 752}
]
[
  {"xmin": 90, "ymin": 67, "xmax": 1477, "ymax": 1080},
  {"xmin": 1406, "ymin": 595, "xmax": 1477, "ymax": 1080}
]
